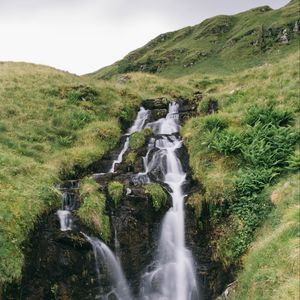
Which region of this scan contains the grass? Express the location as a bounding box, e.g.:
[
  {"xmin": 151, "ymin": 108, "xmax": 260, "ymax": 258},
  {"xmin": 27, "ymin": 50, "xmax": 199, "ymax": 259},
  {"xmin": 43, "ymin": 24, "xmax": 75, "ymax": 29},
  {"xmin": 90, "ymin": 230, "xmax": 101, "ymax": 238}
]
[
  {"xmin": 230, "ymin": 174, "xmax": 300, "ymax": 300},
  {"xmin": 107, "ymin": 181, "xmax": 124, "ymax": 206},
  {"xmin": 78, "ymin": 178, "xmax": 110, "ymax": 242},
  {"xmin": 181, "ymin": 49, "xmax": 299, "ymax": 297},
  {"xmin": 92, "ymin": 0, "xmax": 299, "ymax": 79},
  {"xmin": 0, "ymin": 2, "xmax": 299, "ymax": 297}
]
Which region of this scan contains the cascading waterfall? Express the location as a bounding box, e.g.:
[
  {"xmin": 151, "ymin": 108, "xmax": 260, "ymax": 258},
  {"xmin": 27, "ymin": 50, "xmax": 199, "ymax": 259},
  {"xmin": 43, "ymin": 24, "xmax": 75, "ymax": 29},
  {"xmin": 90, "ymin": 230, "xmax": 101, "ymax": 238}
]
[
  {"xmin": 82, "ymin": 233, "xmax": 132, "ymax": 300},
  {"xmin": 56, "ymin": 183, "xmax": 79, "ymax": 232},
  {"xmin": 109, "ymin": 107, "xmax": 149, "ymax": 173},
  {"xmin": 139, "ymin": 102, "xmax": 199, "ymax": 300},
  {"xmin": 55, "ymin": 103, "xmax": 198, "ymax": 300}
]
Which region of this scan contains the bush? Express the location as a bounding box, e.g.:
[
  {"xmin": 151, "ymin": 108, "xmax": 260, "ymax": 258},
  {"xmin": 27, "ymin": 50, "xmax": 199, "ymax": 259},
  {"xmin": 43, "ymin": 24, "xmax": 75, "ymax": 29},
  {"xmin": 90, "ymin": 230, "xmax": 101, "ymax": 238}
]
[
  {"xmin": 144, "ymin": 183, "xmax": 168, "ymax": 210},
  {"xmin": 245, "ymin": 105, "xmax": 293, "ymax": 127},
  {"xmin": 241, "ymin": 123, "xmax": 298, "ymax": 168},
  {"xmin": 107, "ymin": 181, "xmax": 124, "ymax": 206},
  {"xmin": 125, "ymin": 151, "xmax": 137, "ymax": 165},
  {"xmin": 211, "ymin": 129, "xmax": 242, "ymax": 155},
  {"xmin": 203, "ymin": 115, "xmax": 228, "ymax": 131},
  {"xmin": 120, "ymin": 105, "xmax": 136, "ymax": 124}
]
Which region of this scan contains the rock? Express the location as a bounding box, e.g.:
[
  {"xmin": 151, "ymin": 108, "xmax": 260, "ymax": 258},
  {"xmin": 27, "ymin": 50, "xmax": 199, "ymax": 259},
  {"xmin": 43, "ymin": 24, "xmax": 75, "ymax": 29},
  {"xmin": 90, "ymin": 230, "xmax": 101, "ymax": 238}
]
[
  {"xmin": 278, "ymin": 28, "xmax": 289, "ymax": 44},
  {"xmin": 142, "ymin": 97, "xmax": 169, "ymax": 110},
  {"xmin": 118, "ymin": 75, "xmax": 131, "ymax": 83}
]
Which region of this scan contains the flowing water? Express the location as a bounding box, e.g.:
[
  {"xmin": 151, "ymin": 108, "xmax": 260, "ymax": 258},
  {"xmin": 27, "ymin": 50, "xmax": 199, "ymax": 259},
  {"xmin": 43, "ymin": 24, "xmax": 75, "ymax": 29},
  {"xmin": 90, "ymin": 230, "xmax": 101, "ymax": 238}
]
[
  {"xmin": 109, "ymin": 107, "xmax": 149, "ymax": 173},
  {"xmin": 82, "ymin": 233, "xmax": 132, "ymax": 300},
  {"xmin": 139, "ymin": 102, "xmax": 199, "ymax": 300},
  {"xmin": 55, "ymin": 103, "xmax": 199, "ymax": 299}
]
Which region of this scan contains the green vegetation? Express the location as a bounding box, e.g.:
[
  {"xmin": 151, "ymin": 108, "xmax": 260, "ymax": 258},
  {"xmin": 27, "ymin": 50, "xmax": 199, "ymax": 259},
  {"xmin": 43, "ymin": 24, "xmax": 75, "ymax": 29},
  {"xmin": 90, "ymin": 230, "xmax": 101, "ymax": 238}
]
[
  {"xmin": 144, "ymin": 183, "xmax": 168, "ymax": 211},
  {"xmin": 92, "ymin": 0, "xmax": 299, "ymax": 79},
  {"xmin": 107, "ymin": 181, "xmax": 124, "ymax": 206},
  {"xmin": 78, "ymin": 178, "xmax": 110, "ymax": 241},
  {"xmin": 231, "ymin": 174, "xmax": 300, "ymax": 300},
  {"xmin": 182, "ymin": 48, "xmax": 299, "ymax": 297},
  {"xmin": 0, "ymin": 1, "xmax": 299, "ymax": 298},
  {"xmin": 129, "ymin": 132, "xmax": 146, "ymax": 149}
]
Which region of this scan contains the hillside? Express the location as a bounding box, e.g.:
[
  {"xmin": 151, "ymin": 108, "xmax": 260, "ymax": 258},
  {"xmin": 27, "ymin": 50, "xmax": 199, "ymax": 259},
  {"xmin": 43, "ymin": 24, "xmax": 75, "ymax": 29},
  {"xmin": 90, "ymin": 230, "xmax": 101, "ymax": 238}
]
[
  {"xmin": 0, "ymin": 62, "xmax": 193, "ymax": 288},
  {"xmin": 0, "ymin": 1, "xmax": 299, "ymax": 299},
  {"xmin": 91, "ymin": 0, "xmax": 299, "ymax": 79}
]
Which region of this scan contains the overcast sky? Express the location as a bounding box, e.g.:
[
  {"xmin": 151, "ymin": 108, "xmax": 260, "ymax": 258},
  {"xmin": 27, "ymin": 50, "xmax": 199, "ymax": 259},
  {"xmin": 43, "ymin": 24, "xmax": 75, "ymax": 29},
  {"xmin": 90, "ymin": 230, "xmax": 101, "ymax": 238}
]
[{"xmin": 0, "ymin": 0, "xmax": 290, "ymax": 75}]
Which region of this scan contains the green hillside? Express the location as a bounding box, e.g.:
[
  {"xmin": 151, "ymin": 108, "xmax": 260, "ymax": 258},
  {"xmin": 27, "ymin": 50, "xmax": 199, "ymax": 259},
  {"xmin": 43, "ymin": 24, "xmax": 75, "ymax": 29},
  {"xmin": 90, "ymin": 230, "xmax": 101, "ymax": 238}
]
[
  {"xmin": 0, "ymin": 0, "xmax": 299, "ymax": 298},
  {"xmin": 0, "ymin": 63, "xmax": 192, "ymax": 288},
  {"xmin": 91, "ymin": 0, "xmax": 299, "ymax": 79}
]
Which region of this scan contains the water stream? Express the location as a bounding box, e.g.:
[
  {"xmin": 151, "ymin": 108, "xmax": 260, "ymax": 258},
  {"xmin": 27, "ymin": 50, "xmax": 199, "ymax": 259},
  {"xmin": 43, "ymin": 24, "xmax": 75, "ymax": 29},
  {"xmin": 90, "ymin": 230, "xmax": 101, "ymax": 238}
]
[
  {"xmin": 55, "ymin": 102, "xmax": 199, "ymax": 300},
  {"xmin": 139, "ymin": 102, "xmax": 199, "ymax": 300}
]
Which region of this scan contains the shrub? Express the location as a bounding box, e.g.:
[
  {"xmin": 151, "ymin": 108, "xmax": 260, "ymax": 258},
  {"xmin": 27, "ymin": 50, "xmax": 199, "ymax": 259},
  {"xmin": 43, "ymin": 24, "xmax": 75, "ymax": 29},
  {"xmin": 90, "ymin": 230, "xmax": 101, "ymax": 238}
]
[
  {"xmin": 203, "ymin": 115, "xmax": 228, "ymax": 131},
  {"xmin": 107, "ymin": 181, "xmax": 124, "ymax": 206},
  {"xmin": 120, "ymin": 105, "xmax": 136, "ymax": 124},
  {"xmin": 125, "ymin": 151, "xmax": 137, "ymax": 165},
  {"xmin": 211, "ymin": 129, "xmax": 242, "ymax": 155},
  {"xmin": 245, "ymin": 105, "xmax": 293, "ymax": 127},
  {"xmin": 144, "ymin": 183, "xmax": 168, "ymax": 210},
  {"xmin": 241, "ymin": 123, "xmax": 298, "ymax": 168}
]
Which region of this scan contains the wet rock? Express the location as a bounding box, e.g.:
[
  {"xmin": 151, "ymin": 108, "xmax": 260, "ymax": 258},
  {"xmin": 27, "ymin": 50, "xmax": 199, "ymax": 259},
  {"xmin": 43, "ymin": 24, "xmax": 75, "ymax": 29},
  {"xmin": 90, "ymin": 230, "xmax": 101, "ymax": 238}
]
[
  {"xmin": 142, "ymin": 97, "xmax": 169, "ymax": 110},
  {"xmin": 110, "ymin": 187, "xmax": 170, "ymax": 293},
  {"xmin": 4, "ymin": 212, "xmax": 99, "ymax": 300}
]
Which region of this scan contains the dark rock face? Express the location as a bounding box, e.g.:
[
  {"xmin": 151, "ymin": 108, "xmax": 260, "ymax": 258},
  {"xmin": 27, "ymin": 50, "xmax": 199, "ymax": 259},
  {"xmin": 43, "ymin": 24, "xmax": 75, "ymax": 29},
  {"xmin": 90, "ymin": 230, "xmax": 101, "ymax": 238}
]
[
  {"xmin": 4, "ymin": 213, "xmax": 99, "ymax": 300},
  {"xmin": 110, "ymin": 189, "xmax": 169, "ymax": 294}
]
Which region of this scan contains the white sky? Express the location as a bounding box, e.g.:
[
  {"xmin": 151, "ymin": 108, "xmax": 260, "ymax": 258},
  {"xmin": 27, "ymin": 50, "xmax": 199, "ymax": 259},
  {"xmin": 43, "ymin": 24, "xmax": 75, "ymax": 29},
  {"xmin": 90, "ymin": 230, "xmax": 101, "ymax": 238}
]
[{"xmin": 0, "ymin": 0, "xmax": 290, "ymax": 75}]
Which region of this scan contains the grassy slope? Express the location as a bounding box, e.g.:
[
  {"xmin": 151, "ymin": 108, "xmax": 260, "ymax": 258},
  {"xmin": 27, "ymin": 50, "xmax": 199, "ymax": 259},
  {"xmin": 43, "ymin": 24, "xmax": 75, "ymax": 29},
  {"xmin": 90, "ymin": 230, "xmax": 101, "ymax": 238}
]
[
  {"xmin": 181, "ymin": 50, "xmax": 299, "ymax": 298},
  {"xmin": 0, "ymin": 62, "xmax": 192, "ymax": 286},
  {"xmin": 91, "ymin": 0, "xmax": 299, "ymax": 79}
]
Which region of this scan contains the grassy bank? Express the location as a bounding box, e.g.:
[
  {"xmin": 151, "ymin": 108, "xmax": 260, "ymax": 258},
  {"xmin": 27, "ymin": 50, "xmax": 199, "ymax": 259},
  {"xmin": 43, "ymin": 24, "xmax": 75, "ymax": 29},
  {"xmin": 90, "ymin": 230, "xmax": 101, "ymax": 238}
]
[
  {"xmin": 0, "ymin": 62, "xmax": 193, "ymax": 287},
  {"xmin": 181, "ymin": 51, "xmax": 299, "ymax": 297}
]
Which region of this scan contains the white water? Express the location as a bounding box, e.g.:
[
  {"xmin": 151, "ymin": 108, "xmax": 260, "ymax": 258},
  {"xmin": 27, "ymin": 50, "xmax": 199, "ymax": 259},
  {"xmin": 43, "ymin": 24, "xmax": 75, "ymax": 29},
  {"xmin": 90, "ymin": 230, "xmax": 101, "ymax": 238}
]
[
  {"xmin": 109, "ymin": 107, "xmax": 149, "ymax": 173},
  {"xmin": 140, "ymin": 102, "xmax": 199, "ymax": 300},
  {"xmin": 57, "ymin": 210, "xmax": 72, "ymax": 231},
  {"xmin": 83, "ymin": 233, "xmax": 132, "ymax": 300}
]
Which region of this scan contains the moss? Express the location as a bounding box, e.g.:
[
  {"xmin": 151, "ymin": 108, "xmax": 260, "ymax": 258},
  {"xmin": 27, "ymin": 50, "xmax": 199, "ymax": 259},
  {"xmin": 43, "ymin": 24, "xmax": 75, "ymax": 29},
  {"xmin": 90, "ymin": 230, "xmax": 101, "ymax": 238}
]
[
  {"xmin": 144, "ymin": 183, "xmax": 168, "ymax": 211},
  {"xmin": 107, "ymin": 181, "xmax": 124, "ymax": 206},
  {"xmin": 78, "ymin": 178, "xmax": 110, "ymax": 242},
  {"xmin": 129, "ymin": 132, "xmax": 146, "ymax": 150},
  {"xmin": 125, "ymin": 151, "xmax": 137, "ymax": 165}
]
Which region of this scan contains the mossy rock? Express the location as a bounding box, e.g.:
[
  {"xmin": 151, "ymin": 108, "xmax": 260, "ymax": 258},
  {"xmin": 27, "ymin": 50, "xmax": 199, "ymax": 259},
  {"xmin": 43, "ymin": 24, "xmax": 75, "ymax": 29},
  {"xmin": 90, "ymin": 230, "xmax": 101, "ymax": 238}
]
[
  {"xmin": 108, "ymin": 181, "xmax": 124, "ymax": 206},
  {"xmin": 144, "ymin": 183, "xmax": 168, "ymax": 211},
  {"xmin": 78, "ymin": 178, "xmax": 110, "ymax": 242},
  {"xmin": 129, "ymin": 132, "xmax": 146, "ymax": 150}
]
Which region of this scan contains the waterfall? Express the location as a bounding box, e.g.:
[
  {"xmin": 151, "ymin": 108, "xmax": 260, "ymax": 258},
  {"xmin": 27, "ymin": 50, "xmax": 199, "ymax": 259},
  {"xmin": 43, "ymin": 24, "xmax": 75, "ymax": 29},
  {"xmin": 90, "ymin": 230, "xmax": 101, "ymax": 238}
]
[
  {"xmin": 57, "ymin": 210, "xmax": 72, "ymax": 231},
  {"xmin": 140, "ymin": 102, "xmax": 199, "ymax": 300},
  {"xmin": 56, "ymin": 189, "xmax": 78, "ymax": 232},
  {"xmin": 82, "ymin": 233, "xmax": 133, "ymax": 300},
  {"xmin": 109, "ymin": 107, "xmax": 149, "ymax": 173},
  {"xmin": 54, "ymin": 103, "xmax": 198, "ymax": 299}
]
